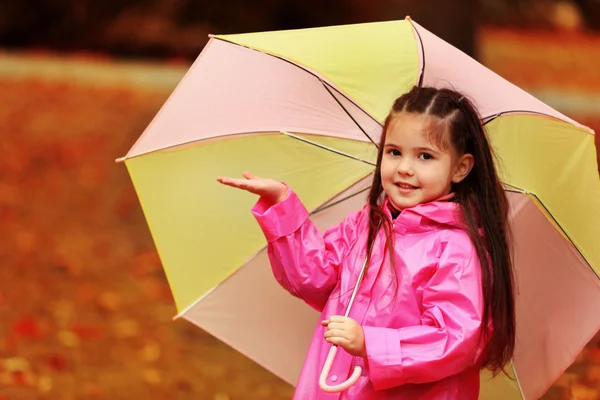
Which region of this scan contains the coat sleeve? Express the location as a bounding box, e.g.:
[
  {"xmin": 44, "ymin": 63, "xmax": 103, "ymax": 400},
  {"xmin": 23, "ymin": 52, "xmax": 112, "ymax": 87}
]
[
  {"xmin": 362, "ymin": 232, "xmax": 485, "ymax": 390},
  {"xmin": 251, "ymin": 186, "xmax": 363, "ymax": 312}
]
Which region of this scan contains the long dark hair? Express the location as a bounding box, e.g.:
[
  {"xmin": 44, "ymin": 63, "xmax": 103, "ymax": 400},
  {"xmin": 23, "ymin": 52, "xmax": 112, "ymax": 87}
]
[{"xmin": 367, "ymin": 86, "xmax": 515, "ymax": 374}]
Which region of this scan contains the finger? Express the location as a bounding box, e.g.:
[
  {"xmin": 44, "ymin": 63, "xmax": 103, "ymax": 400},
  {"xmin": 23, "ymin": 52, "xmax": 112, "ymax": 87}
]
[
  {"xmin": 321, "ymin": 320, "xmax": 329, "ymax": 326},
  {"xmin": 218, "ymin": 177, "xmax": 263, "ymax": 194},
  {"xmin": 216, "ymin": 176, "xmax": 244, "ymax": 187},
  {"xmin": 323, "ymin": 329, "xmax": 347, "ymax": 339},
  {"xmin": 217, "ymin": 178, "xmax": 250, "ymax": 190},
  {"xmin": 325, "ymin": 337, "xmax": 349, "ymax": 347},
  {"xmin": 326, "ymin": 321, "xmax": 347, "ymax": 330},
  {"xmin": 327, "ymin": 315, "xmax": 347, "ymax": 323},
  {"xmin": 242, "ymin": 171, "xmax": 257, "ymax": 180}
]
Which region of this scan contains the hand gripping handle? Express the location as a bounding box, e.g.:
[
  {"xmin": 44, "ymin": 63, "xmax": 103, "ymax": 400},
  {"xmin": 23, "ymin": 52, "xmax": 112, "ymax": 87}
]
[{"xmin": 318, "ymin": 346, "xmax": 361, "ymax": 393}]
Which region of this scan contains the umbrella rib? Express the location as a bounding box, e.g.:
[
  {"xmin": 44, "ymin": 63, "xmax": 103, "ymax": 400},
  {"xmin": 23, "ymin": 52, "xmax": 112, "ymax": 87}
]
[
  {"xmin": 510, "ymin": 360, "xmax": 526, "ymax": 400},
  {"xmin": 211, "ymin": 37, "xmax": 382, "ymax": 125},
  {"xmin": 280, "ymin": 131, "xmax": 376, "ymax": 167},
  {"xmin": 502, "ymin": 183, "xmax": 526, "ymax": 193},
  {"xmin": 483, "ymin": 110, "xmax": 594, "ymax": 134},
  {"xmin": 312, "ymin": 186, "xmax": 371, "ymax": 215},
  {"xmin": 407, "ymin": 19, "xmax": 426, "ymax": 87},
  {"xmin": 503, "ymin": 183, "xmax": 598, "ymax": 278},
  {"xmin": 320, "ymin": 81, "xmax": 379, "ymax": 146},
  {"xmin": 483, "ymin": 110, "xmax": 544, "ymax": 124},
  {"xmin": 529, "ymin": 193, "xmax": 599, "ymax": 280}
]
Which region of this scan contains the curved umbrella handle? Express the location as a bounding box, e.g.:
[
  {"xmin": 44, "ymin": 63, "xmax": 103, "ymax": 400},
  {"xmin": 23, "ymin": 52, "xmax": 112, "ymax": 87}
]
[{"xmin": 318, "ymin": 345, "xmax": 362, "ymax": 393}]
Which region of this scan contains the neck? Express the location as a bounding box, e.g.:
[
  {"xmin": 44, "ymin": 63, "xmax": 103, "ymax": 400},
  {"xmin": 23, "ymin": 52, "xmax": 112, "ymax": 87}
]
[
  {"xmin": 387, "ymin": 202, "xmax": 401, "ymax": 219},
  {"xmin": 385, "ymin": 192, "xmax": 456, "ymax": 218}
]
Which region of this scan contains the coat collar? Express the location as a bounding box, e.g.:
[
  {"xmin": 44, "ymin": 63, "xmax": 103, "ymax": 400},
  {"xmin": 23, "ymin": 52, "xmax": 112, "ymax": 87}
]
[{"xmin": 381, "ymin": 194, "xmax": 465, "ymax": 232}]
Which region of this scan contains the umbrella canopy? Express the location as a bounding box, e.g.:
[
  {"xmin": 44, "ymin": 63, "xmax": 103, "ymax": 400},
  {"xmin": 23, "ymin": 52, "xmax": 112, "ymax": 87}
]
[{"xmin": 119, "ymin": 19, "xmax": 600, "ymax": 399}]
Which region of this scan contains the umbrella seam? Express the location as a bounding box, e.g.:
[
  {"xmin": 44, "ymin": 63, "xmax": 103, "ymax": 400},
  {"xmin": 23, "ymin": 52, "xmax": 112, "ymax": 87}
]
[
  {"xmin": 404, "ymin": 22, "xmax": 591, "ymax": 135},
  {"xmin": 120, "ymin": 38, "xmax": 218, "ymax": 161},
  {"xmin": 281, "ymin": 131, "xmax": 376, "ymax": 167},
  {"xmin": 211, "ymin": 37, "xmax": 383, "ymax": 126},
  {"xmin": 313, "ymin": 186, "xmax": 371, "ymax": 214},
  {"xmin": 320, "ymin": 81, "xmax": 379, "ymax": 146},
  {"xmin": 503, "ymin": 183, "xmax": 526, "ymax": 193},
  {"xmin": 510, "ymin": 360, "xmax": 526, "ymax": 400},
  {"xmin": 407, "ymin": 19, "xmax": 426, "ymax": 88},
  {"xmin": 483, "ymin": 110, "xmax": 594, "ymax": 135},
  {"xmin": 502, "ymin": 186, "xmax": 598, "ymax": 279},
  {"xmin": 529, "ymin": 193, "xmax": 599, "ymax": 280},
  {"xmin": 117, "ymin": 131, "xmax": 372, "ymax": 162},
  {"xmin": 174, "ymin": 244, "xmax": 270, "ymax": 320}
]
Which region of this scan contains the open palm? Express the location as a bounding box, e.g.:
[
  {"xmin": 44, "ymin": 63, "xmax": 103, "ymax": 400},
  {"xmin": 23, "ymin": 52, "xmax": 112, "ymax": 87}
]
[{"xmin": 217, "ymin": 171, "xmax": 288, "ymax": 205}]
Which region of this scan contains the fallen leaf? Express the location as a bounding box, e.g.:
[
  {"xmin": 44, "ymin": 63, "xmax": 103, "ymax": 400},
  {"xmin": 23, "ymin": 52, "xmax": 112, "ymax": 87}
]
[
  {"xmin": 588, "ymin": 347, "xmax": 600, "ymax": 364},
  {"xmin": 12, "ymin": 317, "xmax": 40, "ymax": 339},
  {"xmin": 113, "ymin": 319, "xmax": 140, "ymax": 339},
  {"xmin": 57, "ymin": 330, "xmax": 79, "ymax": 347},
  {"xmin": 11, "ymin": 370, "xmax": 34, "ymax": 387},
  {"xmin": 70, "ymin": 323, "xmax": 103, "ymax": 341},
  {"xmin": 15, "ymin": 229, "xmax": 37, "ymax": 254},
  {"xmin": 570, "ymin": 383, "xmax": 599, "ymax": 400},
  {"xmin": 3, "ymin": 357, "xmax": 31, "ymax": 372},
  {"xmin": 85, "ymin": 383, "xmax": 103, "ymax": 398},
  {"xmin": 140, "ymin": 341, "xmax": 161, "ymax": 362},
  {"xmin": 46, "ymin": 354, "xmax": 70, "ymax": 372},
  {"xmin": 586, "ymin": 365, "xmax": 600, "ymax": 384},
  {"xmin": 37, "ymin": 375, "xmax": 52, "ymax": 393},
  {"xmin": 176, "ymin": 379, "xmax": 193, "ymax": 392},
  {"xmin": 52, "ymin": 301, "xmax": 75, "ymax": 327},
  {"xmin": 96, "ymin": 292, "xmax": 121, "ymax": 312},
  {"xmin": 213, "ymin": 392, "xmax": 230, "ymax": 400},
  {"xmin": 142, "ymin": 368, "xmax": 162, "ymax": 385},
  {"xmin": 553, "ymin": 371, "xmax": 580, "ymax": 388}
]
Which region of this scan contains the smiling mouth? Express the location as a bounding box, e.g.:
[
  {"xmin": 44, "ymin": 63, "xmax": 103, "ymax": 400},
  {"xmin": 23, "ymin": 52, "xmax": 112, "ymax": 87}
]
[{"xmin": 395, "ymin": 182, "xmax": 418, "ymax": 190}]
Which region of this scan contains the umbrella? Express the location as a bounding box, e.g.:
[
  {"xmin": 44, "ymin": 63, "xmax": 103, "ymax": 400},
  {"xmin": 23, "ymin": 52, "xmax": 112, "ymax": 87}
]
[{"xmin": 118, "ymin": 18, "xmax": 600, "ymax": 399}]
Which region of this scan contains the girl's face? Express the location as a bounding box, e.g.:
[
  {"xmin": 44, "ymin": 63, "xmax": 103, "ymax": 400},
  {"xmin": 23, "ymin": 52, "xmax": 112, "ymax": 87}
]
[{"xmin": 380, "ymin": 112, "xmax": 473, "ymax": 211}]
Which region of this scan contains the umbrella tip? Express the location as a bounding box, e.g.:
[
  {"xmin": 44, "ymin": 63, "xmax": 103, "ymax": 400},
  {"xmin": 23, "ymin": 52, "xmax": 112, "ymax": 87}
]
[
  {"xmin": 115, "ymin": 156, "xmax": 126, "ymax": 163},
  {"xmin": 208, "ymin": 33, "xmax": 215, "ymax": 38},
  {"xmin": 405, "ymin": 15, "xmax": 412, "ymax": 21}
]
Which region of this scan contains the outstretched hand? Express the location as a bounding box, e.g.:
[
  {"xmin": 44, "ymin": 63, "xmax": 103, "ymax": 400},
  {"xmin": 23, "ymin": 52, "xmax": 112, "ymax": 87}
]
[
  {"xmin": 216, "ymin": 171, "xmax": 288, "ymax": 205},
  {"xmin": 322, "ymin": 316, "xmax": 366, "ymax": 358}
]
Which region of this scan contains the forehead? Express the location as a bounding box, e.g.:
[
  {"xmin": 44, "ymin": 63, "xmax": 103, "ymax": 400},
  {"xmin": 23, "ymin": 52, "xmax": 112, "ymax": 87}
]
[{"xmin": 386, "ymin": 112, "xmax": 449, "ymax": 150}]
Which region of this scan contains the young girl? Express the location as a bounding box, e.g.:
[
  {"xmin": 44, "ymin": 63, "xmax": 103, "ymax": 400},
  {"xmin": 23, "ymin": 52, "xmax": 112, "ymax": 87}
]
[{"xmin": 217, "ymin": 86, "xmax": 516, "ymax": 399}]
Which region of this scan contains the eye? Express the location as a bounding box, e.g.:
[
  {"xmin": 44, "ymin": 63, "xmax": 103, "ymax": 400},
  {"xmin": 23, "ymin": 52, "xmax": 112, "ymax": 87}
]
[
  {"xmin": 387, "ymin": 149, "xmax": 401, "ymax": 156},
  {"xmin": 419, "ymin": 153, "xmax": 434, "ymax": 160}
]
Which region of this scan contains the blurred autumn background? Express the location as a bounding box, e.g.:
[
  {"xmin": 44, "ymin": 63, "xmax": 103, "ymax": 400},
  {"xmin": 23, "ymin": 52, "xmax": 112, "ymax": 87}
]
[{"xmin": 1, "ymin": 0, "xmax": 599, "ymax": 399}]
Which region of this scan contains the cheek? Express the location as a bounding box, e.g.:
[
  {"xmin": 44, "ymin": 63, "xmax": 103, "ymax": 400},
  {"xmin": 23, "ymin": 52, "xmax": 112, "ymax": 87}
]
[
  {"xmin": 418, "ymin": 165, "xmax": 451, "ymax": 186},
  {"xmin": 379, "ymin": 161, "xmax": 394, "ymax": 180}
]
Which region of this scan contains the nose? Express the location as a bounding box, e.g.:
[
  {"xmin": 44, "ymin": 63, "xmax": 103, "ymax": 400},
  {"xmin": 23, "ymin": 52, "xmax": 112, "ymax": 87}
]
[{"xmin": 397, "ymin": 157, "xmax": 414, "ymax": 176}]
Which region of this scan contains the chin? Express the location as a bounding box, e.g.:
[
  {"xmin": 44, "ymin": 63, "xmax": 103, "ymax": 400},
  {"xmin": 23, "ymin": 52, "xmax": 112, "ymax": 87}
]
[{"xmin": 390, "ymin": 198, "xmax": 418, "ymax": 210}]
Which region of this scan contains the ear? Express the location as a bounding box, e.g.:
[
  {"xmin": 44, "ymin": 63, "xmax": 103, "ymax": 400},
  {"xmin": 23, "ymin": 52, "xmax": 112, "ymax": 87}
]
[{"xmin": 452, "ymin": 153, "xmax": 474, "ymax": 183}]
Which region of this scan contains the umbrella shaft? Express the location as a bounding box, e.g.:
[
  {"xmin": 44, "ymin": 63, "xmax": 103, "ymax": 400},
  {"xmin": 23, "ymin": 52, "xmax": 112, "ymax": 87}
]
[
  {"xmin": 344, "ymin": 220, "xmax": 382, "ymax": 317},
  {"xmin": 344, "ymin": 257, "xmax": 368, "ymax": 317}
]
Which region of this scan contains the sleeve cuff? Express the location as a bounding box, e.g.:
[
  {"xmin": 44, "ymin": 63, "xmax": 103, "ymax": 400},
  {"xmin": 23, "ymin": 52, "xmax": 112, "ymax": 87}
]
[
  {"xmin": 363, "ymin": 326, "xmax": 403, "ymax": 390},
  {"xmin": 251, "ymin": 184, "xmax": 310, "ymax": 242}
]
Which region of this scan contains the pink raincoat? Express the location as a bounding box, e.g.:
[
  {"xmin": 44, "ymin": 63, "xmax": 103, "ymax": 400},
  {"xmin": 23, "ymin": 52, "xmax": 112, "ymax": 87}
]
[{"xmin": 252, "ymin": 188, "xmax": 487, "ymax": 399}]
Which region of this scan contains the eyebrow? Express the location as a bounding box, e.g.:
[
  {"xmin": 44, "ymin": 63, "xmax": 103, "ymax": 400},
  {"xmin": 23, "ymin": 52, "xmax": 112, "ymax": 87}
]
[
  {"xmin": 384, "ymin": 144, "xmax": 440, "ymax": 153},
  {"xmin": 415, "ymin": 146, "xmax": 439, "ymax": 153}
]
